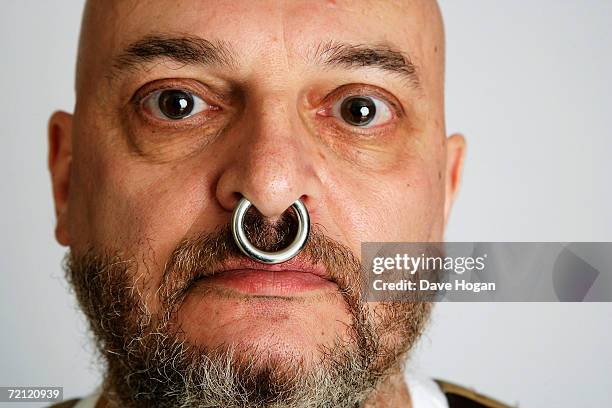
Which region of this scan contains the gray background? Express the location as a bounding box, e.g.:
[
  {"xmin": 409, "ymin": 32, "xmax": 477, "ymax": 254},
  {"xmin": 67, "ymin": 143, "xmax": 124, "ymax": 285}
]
[{"xmin": 1, "ymin": 1, "xmax": 610, "ymax": 407}]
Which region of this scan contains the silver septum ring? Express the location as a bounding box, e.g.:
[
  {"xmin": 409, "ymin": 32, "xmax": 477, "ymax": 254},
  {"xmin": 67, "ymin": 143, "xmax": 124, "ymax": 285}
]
[{"xmin": 231, "ymin": 197, "xmax": 310, "ymax": 264}]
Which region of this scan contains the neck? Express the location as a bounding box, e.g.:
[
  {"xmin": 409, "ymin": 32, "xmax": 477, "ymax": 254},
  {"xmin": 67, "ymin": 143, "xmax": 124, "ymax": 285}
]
[{"xmin": 363, "ymin": 371, "xmax": 412, "ymax": 408}]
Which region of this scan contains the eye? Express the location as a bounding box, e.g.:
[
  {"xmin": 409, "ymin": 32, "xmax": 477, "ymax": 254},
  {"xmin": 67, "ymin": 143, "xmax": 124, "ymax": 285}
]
[
  {"xmin": 142, "ymin": 89, "xmax": 210, "ymax": 120},
  {"xmin": 331, "ymin": 96, "xmax": 393, "ymax": 128}
]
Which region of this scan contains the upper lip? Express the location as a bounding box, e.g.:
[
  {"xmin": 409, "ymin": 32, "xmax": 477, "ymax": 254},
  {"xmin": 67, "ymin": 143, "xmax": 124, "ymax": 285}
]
[{"xmin": 201, "ymin": 255, "xmax": 331, "ymax": 281}]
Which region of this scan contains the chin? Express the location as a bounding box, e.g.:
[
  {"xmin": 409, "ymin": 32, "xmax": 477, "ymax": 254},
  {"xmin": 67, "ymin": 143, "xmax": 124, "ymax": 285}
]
[{"xmin": 175, "ymin": 284, "xmax": 353, "ymax": 365}]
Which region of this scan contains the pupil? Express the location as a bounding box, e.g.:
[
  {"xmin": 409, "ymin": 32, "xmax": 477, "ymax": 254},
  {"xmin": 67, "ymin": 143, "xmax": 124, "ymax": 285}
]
[
  {"xmin": 340, "ymin": 97, "xmax": 376, "ymax": 126},
  {"xmin": 158, "ymin": 90, "xmax": 194, "ymax": 119}
]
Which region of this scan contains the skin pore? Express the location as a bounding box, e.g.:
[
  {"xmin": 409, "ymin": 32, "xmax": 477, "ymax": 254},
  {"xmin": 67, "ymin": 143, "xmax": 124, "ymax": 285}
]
[{"xmin": 48, "ymin": 1, "xmax": 465, "ymax": 407}]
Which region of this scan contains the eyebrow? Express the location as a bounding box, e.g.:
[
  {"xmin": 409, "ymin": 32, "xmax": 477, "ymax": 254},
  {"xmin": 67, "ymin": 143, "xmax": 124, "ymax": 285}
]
[
  {"xmin": 111, "ymin": 35, "xmax": 238, "ymax": 76},
  {"xmin": 311, "ymin": 40, "xmax": 421, "ymax": 89},
  {"xmin": 110, "ymin": 35, "xmax": 420, "ymax": 88}
]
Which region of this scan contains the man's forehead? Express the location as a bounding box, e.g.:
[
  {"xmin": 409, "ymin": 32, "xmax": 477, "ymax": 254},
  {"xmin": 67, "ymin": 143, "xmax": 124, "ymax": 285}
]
[
  {"xmin": 81, "ymin": 0, "xmax": 440, "ymax": 60},
  {"xmin": 77, "ymin": 0, "xmax": 443, "ymax": 97}
]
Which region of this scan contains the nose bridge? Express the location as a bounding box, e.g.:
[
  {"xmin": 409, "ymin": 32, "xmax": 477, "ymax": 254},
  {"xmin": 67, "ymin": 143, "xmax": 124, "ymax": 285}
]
[
  {"xmin": 216, "ymin": 90, "xmax": 317, "ymax": 218},
  {"xmin": 247, "ymin": 118, "xmax": 301, "ymax": 208}
]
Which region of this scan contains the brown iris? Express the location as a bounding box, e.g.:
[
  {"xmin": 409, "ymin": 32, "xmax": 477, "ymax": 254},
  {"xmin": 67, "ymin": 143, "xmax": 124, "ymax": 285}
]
[
  {"xmin": 158, "ymin": 90, "xmax": 195, "ymax": 119},
  {"xmin": 340, "ymin": 96, "xmax": 376, "ymax": 126}
]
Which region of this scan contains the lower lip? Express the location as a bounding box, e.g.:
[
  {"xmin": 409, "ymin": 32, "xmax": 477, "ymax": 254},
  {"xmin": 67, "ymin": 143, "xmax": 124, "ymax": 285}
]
[{"xmin": 198, "ymin": 269, "xmax": 337, "ymax": 296}]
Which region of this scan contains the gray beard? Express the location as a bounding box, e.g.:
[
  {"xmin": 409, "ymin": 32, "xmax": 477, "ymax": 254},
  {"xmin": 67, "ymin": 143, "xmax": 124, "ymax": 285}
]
[
  {"xmin": 64, "ymin": 224, "xmax": 430, "ymax": 407},
  {"xmin": 100, "ymin": 320, "xmax": 389, "ymax": 408}
]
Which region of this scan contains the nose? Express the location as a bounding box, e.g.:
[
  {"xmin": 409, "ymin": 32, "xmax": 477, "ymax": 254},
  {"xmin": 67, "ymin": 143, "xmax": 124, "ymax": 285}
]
[{"xmin": 215, "ymin": 95, "xmax": 319, "ymax": 220}]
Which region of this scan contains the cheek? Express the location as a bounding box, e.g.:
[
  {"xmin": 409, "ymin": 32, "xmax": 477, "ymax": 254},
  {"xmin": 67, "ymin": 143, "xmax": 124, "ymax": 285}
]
[
  {"xmin": 72, "ymin": 148, "xmax": 219, "ymax": 285},
  {"xmin": 385, "ymin": 164, "xmax": 443, "ymax": 239},
  {"xmin": 325, "ymin": 156, "xmax": 444, "ymax": 249}
]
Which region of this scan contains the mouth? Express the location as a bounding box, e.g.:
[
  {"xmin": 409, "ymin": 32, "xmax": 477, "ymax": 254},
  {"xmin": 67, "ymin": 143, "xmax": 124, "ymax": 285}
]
[{"xmin": 192, "ymin": 257, "xmax": 338, "ymax": 297}]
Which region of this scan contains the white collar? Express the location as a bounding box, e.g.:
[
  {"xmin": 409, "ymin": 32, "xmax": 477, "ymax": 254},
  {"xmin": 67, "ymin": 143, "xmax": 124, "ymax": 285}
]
[{"xmin": 405, "ymin": 374, "xmax": 449, "ymax": 408}]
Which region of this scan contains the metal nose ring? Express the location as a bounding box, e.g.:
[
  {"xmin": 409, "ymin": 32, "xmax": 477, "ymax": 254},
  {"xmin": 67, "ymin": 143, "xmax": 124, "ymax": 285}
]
[{"xmin": 231, "ymin": 197, "xmax": 310, "ymax": 264}]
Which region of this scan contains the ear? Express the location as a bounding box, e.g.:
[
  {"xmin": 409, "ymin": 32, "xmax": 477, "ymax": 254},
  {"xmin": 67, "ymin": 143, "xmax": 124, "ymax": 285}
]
[
  {"xmin": 48, "ymin": 111, "xmax": 73, "ymax": 246},
  {"xmin": 443, "ymin": 133, "xmax": 466, "ymax": 226}
]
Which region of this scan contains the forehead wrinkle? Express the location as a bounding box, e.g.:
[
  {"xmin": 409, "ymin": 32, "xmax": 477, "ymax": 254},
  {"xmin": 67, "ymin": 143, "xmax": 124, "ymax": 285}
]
[{"xmin": 77, "ymin": 0, "xmax": 443, "ymax": 98}]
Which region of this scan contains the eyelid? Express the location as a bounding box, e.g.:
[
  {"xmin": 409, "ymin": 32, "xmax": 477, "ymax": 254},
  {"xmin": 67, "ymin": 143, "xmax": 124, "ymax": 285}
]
[
  {"xmin": 316, "ymin": 85, "xmax": 404, "ymax": 132},
  {"xmin": 332, "ymin": 96, "xmax": 392, "ymax": 129},
  {"xmin": 130, "ymin": 79, "xmax": 225, "ymax": 126},
  {"xmin": 319, "ymin": 84, "xmax": 405, "ymax": 118},
  {"xmin": 132, "ymin": 78, "xmax": 225, "ymax": 109}
]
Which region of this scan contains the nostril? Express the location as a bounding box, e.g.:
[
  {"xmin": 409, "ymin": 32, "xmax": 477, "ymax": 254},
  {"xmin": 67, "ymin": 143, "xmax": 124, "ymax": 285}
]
[
  {"xmin": 298, "ymin": 194, "xmax": 312, "ymax": 215},
  {"xmin": 228, "ymin": 192, "xmax": 242, "ymax": 208},
  {"xmin": 217, "ymin": 191, "xmax": 243, "ymax": 212}
]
